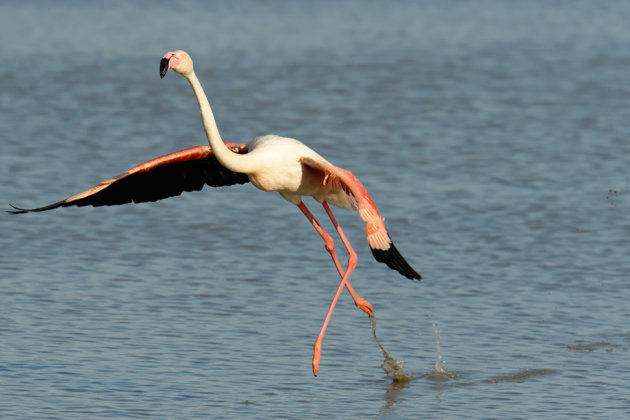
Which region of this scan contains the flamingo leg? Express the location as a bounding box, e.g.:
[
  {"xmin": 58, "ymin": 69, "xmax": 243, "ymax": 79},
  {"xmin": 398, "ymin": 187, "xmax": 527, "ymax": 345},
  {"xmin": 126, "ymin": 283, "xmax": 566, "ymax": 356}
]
[
  {"xmin": 297, "ymin": 201, "xmax": 372, "ymax": 376},
  {"xmin": 321, "ymin": 201, "xmax": 373, "ymax": 315},
  {"xmin": 297, "ymin": 202, "xmax": 373, "ymax": 315}
]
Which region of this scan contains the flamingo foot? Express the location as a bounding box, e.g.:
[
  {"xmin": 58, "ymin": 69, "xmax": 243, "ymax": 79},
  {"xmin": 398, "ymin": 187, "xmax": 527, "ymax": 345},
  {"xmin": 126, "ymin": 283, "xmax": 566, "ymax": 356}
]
[
  {"xmin": 312, "ymin": 339, "xmax": 322, "ymax": 376},
  {"xmin": 354, "ymin": 296, "xmax": 374, "ymax": 317}
]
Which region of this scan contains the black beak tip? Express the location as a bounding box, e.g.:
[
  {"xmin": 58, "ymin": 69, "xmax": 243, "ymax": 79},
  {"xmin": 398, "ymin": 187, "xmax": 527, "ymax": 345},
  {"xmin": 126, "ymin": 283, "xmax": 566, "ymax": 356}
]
[{"xmin": 159, "ymin": 58, "xmax": 169, "ymax": 79}]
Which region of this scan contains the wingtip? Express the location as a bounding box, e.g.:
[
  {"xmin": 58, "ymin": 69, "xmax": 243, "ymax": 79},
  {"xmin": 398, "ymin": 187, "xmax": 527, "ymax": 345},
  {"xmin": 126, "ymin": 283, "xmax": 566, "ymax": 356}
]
[
  {"xmin": 371, "ymin": 240, "xmax": 422, "ymax": 281},
  {"xmin": 7, "ymin": 203, "xmax": 28, "ymax": 214},
  {"xmin": 7, "ymin": 199, "xmax": 67, "ymax": 214}
]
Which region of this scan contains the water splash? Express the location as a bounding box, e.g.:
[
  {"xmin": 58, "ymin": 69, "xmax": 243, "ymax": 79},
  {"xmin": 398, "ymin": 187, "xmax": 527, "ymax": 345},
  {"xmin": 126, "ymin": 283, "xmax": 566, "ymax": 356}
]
[
  {"xmin": 369, "ymin": 316, "xmax": 413, "ymax": 383},
  {"xmin": 418, "ymin": 321, "xmax": 458, "ymax": 381},
  {"xmin": 370, "ymin": 317, "xmax": 458, "ymax": 382},
  {"xmin": 431, "ymin": 322, "xmax": 458, "ymax": 379}
]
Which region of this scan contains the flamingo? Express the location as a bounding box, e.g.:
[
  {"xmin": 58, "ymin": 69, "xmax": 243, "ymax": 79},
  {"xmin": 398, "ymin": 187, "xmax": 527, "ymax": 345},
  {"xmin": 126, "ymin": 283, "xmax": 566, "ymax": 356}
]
[{"xmin": 10, "ymin": 50, "xmax": 421, "ymax": 376}]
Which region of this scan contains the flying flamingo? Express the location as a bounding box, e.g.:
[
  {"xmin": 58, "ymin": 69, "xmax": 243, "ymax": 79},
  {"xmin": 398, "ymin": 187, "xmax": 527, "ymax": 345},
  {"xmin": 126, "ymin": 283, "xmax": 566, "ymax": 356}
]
[{"xmin": 10, "ymin": 50, "xmax": 421, "ymax": 376}]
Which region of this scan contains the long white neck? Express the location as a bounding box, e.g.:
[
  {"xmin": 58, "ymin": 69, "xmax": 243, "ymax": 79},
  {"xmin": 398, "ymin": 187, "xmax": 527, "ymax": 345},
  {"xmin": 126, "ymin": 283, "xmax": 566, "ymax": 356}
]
[{"xmin": 185, "ymin": 70, "xmax": 252, "ymax": 174}]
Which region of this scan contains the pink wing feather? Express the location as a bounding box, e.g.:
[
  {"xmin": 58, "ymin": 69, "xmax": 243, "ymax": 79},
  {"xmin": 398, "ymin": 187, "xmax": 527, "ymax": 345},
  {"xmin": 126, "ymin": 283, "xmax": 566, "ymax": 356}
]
[{"xmin": 300, "ymin": 157, "xmax": 421, "ymax": 280}]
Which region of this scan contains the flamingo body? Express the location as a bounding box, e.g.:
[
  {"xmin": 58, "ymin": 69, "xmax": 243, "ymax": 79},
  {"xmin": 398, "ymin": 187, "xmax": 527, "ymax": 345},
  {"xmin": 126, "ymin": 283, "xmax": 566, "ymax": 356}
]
[
  {"xmin": 10, "ymin": 50, "xmax": 421, "ymax": 376},
  {"xmin": 245, "ymin": 135, "xmax": 354, "ymax": 208}
]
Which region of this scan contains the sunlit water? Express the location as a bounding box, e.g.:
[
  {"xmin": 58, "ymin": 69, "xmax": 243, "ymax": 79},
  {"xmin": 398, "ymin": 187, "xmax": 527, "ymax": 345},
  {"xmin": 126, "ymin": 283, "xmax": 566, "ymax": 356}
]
[{"xmin": 1, "ymin": 1, "xmax": 629, "ymax": 418}]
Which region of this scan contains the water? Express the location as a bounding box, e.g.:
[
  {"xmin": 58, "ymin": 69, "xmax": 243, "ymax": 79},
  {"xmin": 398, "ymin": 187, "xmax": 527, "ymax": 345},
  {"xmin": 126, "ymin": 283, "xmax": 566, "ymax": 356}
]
[{"xmin": 1, "ymin": 0, "xmax": 629, "ymax": 418}]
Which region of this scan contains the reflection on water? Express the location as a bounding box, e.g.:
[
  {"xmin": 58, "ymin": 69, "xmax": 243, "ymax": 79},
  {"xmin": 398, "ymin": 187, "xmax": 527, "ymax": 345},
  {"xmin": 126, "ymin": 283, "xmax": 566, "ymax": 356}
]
[
  {"xmin": 377, "ymin": 318, "xmax": 562, "ymax": 413},
  {"xmin": 482, "ymin": 368, "xmax": 559, "ymax": 384},
  {"xmin": 376, "ymin": 318, "xmax": 459, "ymax": 411},
  {"xmin": 567, "ymin": 341, "xmax": 621, "ymax": 352}
]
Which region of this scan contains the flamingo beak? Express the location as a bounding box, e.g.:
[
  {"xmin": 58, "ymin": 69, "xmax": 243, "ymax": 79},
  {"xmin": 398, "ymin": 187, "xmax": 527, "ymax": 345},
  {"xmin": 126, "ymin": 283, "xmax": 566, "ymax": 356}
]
[{"xmin": 159, "ymin": 57, "xmax": 170, "ymax": 79}]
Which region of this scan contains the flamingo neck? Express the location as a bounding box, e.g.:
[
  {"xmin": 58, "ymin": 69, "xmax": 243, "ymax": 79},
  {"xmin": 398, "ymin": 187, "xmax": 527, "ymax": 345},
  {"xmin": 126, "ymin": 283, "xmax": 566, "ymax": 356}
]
[{"xmin": 185, "ymin": 71, "xmax": 252, "ymax": 173}]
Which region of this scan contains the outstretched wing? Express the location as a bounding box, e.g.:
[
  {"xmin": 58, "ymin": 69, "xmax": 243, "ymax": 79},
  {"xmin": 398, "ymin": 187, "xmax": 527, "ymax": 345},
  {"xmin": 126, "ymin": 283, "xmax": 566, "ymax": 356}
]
[
  {"xmin": 300, "ymin": 157, "xmax": 421, "ymax": 280},
  {"xmin": 9, "ymin": 143, "xmax": 250, "ymax": 214}
]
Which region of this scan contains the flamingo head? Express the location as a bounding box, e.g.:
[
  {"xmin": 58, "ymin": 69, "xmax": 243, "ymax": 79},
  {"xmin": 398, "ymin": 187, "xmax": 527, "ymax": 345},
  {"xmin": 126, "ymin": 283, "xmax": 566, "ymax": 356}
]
[{"xmin": 160, "ymin": 50, "xmax": 193, "ymax": 78}]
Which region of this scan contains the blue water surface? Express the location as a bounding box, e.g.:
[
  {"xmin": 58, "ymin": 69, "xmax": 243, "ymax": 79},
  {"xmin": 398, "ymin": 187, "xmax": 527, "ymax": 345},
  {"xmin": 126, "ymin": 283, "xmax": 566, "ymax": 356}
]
[{"xmin": 1, "ymin": 1, "xmax": 629, "ymax": 418}]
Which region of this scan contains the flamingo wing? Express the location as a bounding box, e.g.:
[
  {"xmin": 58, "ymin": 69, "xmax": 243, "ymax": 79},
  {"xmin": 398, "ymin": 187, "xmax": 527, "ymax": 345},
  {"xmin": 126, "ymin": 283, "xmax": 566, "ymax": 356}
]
[
  {"xmin": 9, "ymin": 143, "xmax": 250, "ymax": 214},
  {"xmin": 300, "ymin": 157, "xmax": 421, "ymax": 280}
]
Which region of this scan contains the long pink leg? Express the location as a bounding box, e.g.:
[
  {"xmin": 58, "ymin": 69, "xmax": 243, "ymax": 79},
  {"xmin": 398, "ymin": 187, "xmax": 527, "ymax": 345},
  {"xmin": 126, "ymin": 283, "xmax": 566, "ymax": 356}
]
[
  {"xmin": 321, "ymin": 202, "xmax": 373, "ymax": 316},
  {"xmin": 297, "ymin": 201, "xmax": 372, "ymax": 376},
  {"xmin": 297, "ymin": 202, "xmax": 373, "ymax": 316}
]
